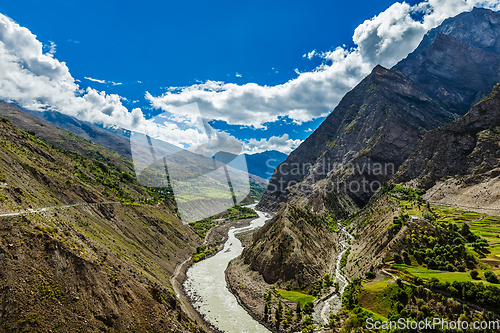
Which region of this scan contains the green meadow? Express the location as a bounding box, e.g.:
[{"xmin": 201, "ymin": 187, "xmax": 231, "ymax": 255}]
[{"xmin": 276, "ymin": 290, "xmax": 315, "ymax": 307}]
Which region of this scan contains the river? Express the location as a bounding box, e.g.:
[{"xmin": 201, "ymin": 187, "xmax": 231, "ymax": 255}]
[
  {"xmin": 183, "ymin": 206, "xmax": 271, "ymax": 333},
  {"xmin": 313, "ymin": 225, "xmax": 353, "ymax": 325}
]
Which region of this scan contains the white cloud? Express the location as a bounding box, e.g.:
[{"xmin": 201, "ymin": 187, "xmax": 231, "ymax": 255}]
[
  {"xmin": 2, "ymin": 0, "xmax": 500, "ymax": 154},
  {"xmin": 245, "ymin": 134, "xmax": 303, "ymax": 154},
  {"xmin": 146, "ymin": 0, "xmax": 500, "ymax": 130},
  {"xmin": 85, "ymin": 76, "xmax": 106, "ymax": 84},
  {"xmin": 236, "ymin": 73, "xmax": 242, "ymax": 77},
  {"xmin": 303, "ymin": 50, "xmax": 317, "ymax": 60},
  {"xmin": 45, "ymin": 41, "xmax": 56, "ymax": 55},
  {"xmin": 0, "ymin": 14, "xmax": 207, "ymax": 148},
  {"xmin": 85, "ymin": 76, "xmax": 123, "ymax": 86},
  {"xmin": 0, "ymin": 14, "xmax": 186, "ymax": 142}
]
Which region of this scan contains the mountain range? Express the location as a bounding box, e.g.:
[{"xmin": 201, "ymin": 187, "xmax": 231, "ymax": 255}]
[
  {"xmin": 2, "ymin": 6, "xmax": 500, "ymax": 333},
  {"xmin": 226, "ymin": 8, "xmax": 500, "ymax": 332}
]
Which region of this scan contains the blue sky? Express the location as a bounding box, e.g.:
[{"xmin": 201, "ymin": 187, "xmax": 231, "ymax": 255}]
[{"xmin": 0, "ymin": 0, "xmax": 498, "ymax": 153}]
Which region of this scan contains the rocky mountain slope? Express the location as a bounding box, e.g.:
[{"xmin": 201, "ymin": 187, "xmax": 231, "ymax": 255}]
[
  {"xmin": 0, "ymin": 114, "xmax": 207, "ymax": 332},
  {"xmin": 240, "ymin": 8, "xmax": 500, "ymax": 306},
  {"xmin": 0, "ymin": 102, "xmax": 135, "ymax": 175},
  {"xmin": 257, "ymin": 65, "xmax": 456, "ymax": 213},
  {"xmin": 258, "ymin": 8, "xmax": 500, "ymax": 216},
  {"xmin": 393, "ymin": 82, "xmax": 500, "ymax": 210},
  {"xmin": 28, "ymin": 109, "xmax": 133, "ymax": 158},
  {"xmin": 394, "ymin": 7, "xmax": 500, "ymax": 115},
  {"xmin": 242, "ymin": 203, "xmax": 339, "ymax": 286}
]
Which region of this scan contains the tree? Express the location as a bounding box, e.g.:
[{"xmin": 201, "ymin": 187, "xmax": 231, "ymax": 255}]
[
  {"xmin": 470, "ymin": 270, "xmax": 479, "ymax": 280},
  {"xmin": 296, "ymin": 302, "xmax": 302, "ymax": 321},
  {"xmin": 393, "ymin": 253, "xmax": 402, "ymax": 263},
  {"xmin": 324, "ymin": 274, "xmax": 333, "ymax": 287},
  {"xmin": 304, "ymin": 302, "xmax": 314, "ymax": 315},
  {"xmin": 484, "ymin": 270, "xmax": 499, "ymax": 283},
  {"xmin": 274, "ymin": 299, "xmax": 283, "ymax": 322}
]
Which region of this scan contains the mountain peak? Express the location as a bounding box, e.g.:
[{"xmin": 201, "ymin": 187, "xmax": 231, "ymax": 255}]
[{"xmin": 393, "ymin": 7, "xmax": 500, "ymax": 115}]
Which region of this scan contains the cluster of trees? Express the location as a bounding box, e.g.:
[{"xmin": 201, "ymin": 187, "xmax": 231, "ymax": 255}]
[
  {"xmin": 388, "ymin": 216, "xmax": 404, "ymax": 236},
  {"xmin": 340, "ymin": 249, "xmax": 351, "ymax": 269},
  {"xmin": 343, "ymin": 276, "xmax": 499, "ymax": 332},
  {"xmin": 470, "ymin": 269, "xmax": 499, "ymax": 283},
  {"xmin": 484, "ymin": 270, "xmax": 499, "ymax": 283},
  {"xmin": 190, "ymin": 205, "xmax": 258, "ymax": 237},
  {"xmin": 427, "ymin": 277, "xmax": 500, "ymax": 307},
  {"xmin": 412, "ymin": 243, "xmax": 473, "ymax": 271},
  {"xmin": 389, "ymin": 185, "xmax": 426, "ymax": 201},
  {"xmin": 192, "ymin": 245, "xmax": 215, "ymax": 262},
  {"xmin": 405, "ymin": 222, "xmax": 486, "ymax": 272},
  {"xmin": 310, "ymin": 274, "xmax": 334, "ymax": 296},
  {"xmin": 263, "ymin": 289, "xmax": 316, "ymax": 332}
]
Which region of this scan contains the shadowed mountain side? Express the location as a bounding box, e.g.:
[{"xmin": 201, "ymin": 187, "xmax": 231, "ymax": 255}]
[
  {"xmin": 257, "ymin": 65, "xmax": 456, "ymax": 213},
  {"xmin": 392, "ymin": 83, "xmax": 500, "ymax": 211},
  {"xmin": 242, "ymin": 203, "xmax": 340, "ymax": 286}
]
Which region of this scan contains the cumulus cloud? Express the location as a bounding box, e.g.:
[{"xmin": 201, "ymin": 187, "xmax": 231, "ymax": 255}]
[
  {"xmin": 0, "ymin": 14, "xmax": 228, "ymax": 150},
  {"xmin": 236, "ymin": 73, "xmax": 242, "ymax": 77},
  {"xmin": 245, "ymin": 134, "xmax": 303, "ymax": 154},
  {"xmin": 146, "ymin": 0, "xmax": 500, "ymax": 130},
  {"xmin": 0, "ymin": 14, "xmax": 149, "ymax": 132}
]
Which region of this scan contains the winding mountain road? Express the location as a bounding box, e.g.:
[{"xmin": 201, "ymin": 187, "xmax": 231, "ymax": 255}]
[{"xmin": 0, "ymin": 201, "xmax": 121, "ymax": 217}]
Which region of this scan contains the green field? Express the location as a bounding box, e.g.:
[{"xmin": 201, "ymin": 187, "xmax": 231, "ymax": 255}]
[
  {"xmin": 358, "ymin": 278, "xmax": 394, "ymax": 318},
  {"xmin": 431, "ymin": 205, "xmax": 484, "ymax": 224},
  {"xmin": 393, "ymin": 264, "xmax": 497, "ymax": 285},
  {"xmin": 469, "ymin": 214, "xmax": 500, "ymax": 266},
  {"xmin": 276, "ymin": 290, "xmax": 315, "ymax": 307}
]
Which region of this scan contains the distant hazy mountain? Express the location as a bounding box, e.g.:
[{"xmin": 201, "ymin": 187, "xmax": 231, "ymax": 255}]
[
  {"xmin": 24, "ymin": 109, "xmax": 134, "ymax": 159},
  {"xmin": 213, "ymin": 150, "xmax": 287, "ymax": 180}
]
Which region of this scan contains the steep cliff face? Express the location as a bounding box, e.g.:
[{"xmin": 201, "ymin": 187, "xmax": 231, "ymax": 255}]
[
  {"xmin": 249, "ymin": 64, "xmax": 458, "ymax": 284},
  {"xmin": 242, "ymin": 202, "xmax": 339, "ymax": 286},
  {"xmin": 393, "ymin": 83, "xmax": 500, "ymax": 193},
  {"xmin": 257, "ymin": 65, "xmax": 455, "ymax": 213},
  {"xmin": 394, "ymin": 7, "xmax": 500, "ymax": 114},
  {"xmin": 258, "ymin": 8, "xmax": 500, "ymax": 215}
]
